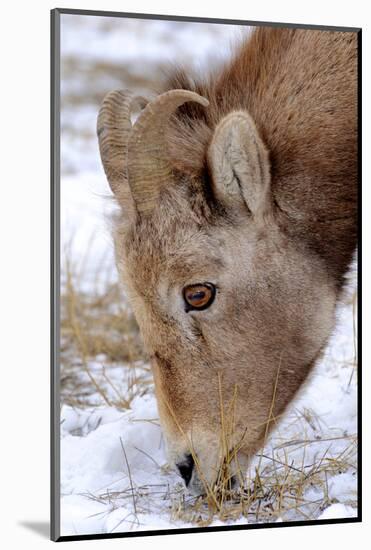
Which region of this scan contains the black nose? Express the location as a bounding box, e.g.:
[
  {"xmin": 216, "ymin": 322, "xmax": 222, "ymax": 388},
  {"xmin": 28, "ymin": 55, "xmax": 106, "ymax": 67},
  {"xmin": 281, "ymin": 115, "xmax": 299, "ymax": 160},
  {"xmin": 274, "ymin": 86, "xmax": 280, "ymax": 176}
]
[{"xmin": 176, "ymin": 454, "xmax": 194, "ymax": 486}]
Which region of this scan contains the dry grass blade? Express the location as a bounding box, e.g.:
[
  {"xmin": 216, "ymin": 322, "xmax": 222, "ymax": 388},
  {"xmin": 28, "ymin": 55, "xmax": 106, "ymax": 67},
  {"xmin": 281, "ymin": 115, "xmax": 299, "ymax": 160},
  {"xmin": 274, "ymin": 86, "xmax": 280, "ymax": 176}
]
[
  {"xmin": 120, "ymin": 437, "xmax": 138, "ymax": 517},
  {"xmin": 61, "ymin": 245, "xmax": 148, "ymax": 409}
]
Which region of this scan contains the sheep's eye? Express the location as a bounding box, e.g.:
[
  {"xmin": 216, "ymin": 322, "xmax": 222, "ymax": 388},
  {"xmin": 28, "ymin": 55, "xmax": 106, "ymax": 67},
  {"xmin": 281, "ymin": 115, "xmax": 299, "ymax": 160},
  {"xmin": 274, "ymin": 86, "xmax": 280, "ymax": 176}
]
[{"xmin": 183, "ymin": 283, "xmax": 216, "ymax": 311}]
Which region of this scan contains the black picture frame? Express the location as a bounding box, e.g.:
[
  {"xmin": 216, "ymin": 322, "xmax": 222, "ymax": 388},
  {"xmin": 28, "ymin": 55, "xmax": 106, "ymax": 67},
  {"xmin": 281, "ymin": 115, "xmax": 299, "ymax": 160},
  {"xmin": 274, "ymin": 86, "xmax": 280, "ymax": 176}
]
[{"xmin": 51, "ymin": 8, "xmax": 362, "ymax": 542}]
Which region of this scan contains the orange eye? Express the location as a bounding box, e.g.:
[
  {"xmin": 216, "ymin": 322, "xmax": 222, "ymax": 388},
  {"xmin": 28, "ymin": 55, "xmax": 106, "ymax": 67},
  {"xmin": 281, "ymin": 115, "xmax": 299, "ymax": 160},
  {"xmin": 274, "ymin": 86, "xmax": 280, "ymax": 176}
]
[{"xmin": 183, "ymin": 283, "xmax": 216, "ymax": 311}]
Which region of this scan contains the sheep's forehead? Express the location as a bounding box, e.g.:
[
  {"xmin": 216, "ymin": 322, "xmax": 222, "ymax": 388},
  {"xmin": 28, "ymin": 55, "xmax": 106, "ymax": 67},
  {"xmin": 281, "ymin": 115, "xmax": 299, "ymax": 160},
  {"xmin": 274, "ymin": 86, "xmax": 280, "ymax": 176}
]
[{"xmin": 125, "ymin": 215, "xmax": 227, "ymax": 291}]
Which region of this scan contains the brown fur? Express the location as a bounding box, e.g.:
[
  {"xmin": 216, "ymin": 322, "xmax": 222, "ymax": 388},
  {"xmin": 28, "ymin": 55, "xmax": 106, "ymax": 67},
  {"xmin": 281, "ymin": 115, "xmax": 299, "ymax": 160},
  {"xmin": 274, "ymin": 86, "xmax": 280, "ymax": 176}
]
[
  {"xmin": 165, "ymin": 28, "xmax": 357, "ymax": 287},
  {"xmin": 110, "ymin": 27, "xmax": 358, "ymax": 494}
]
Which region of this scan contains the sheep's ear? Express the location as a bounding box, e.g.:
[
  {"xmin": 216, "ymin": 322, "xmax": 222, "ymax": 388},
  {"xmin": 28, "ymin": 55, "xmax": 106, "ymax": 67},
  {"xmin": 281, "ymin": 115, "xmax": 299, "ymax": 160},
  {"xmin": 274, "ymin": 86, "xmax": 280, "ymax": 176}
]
[{"xmin": 208, "ymin": 111, "xmax": 271, "ymax": 216}]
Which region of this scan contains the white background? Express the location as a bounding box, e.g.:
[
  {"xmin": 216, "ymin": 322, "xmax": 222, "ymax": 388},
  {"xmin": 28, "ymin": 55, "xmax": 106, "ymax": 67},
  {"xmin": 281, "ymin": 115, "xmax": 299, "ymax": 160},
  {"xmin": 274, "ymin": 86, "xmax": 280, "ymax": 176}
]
[{"xmin": 0, "ymin": 0, "xmax": 369, "ymax": 548}]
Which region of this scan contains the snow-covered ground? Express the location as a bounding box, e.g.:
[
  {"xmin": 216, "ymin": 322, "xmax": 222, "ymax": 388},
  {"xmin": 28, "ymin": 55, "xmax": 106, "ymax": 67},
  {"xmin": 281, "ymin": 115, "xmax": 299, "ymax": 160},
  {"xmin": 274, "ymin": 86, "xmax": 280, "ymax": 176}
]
[{"xmin": 59, "ymin": 14, "xmax": 358, "ymax": 537}]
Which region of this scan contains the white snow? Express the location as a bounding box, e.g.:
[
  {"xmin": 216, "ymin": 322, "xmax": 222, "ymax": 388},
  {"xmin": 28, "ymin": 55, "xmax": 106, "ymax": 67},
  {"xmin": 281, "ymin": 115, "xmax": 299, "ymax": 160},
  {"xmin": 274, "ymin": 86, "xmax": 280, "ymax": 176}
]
[
  {"xmin": 61, "ymin": 14, "xmax": 247, "ymax": 68},
  {"xmin": 317, "ymin": 503, "xmax": 357, "ymax": 520}
]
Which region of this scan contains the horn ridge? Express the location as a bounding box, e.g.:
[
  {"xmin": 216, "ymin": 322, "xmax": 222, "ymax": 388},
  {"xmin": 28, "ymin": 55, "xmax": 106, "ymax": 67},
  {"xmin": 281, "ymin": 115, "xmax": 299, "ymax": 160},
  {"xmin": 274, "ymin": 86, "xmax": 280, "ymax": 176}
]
[
  {"xmin": 97, "ymin": 89, "xmax": 147, "ymax": 196},
  {"xmin": 127, "ymin": 90, "xmax": 209, "ymax": 214}
]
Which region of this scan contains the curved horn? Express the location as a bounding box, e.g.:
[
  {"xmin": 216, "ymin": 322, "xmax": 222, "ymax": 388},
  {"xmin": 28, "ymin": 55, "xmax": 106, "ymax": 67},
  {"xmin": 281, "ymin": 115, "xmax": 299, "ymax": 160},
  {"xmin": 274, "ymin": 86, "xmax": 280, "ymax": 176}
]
[
  {"xmin": 97, "ymin": 89, "xmax": 147, "ymax": 196},
  {"xmin": 127, "ymin": 90, "xmax": 209, "ymax": 214}
]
